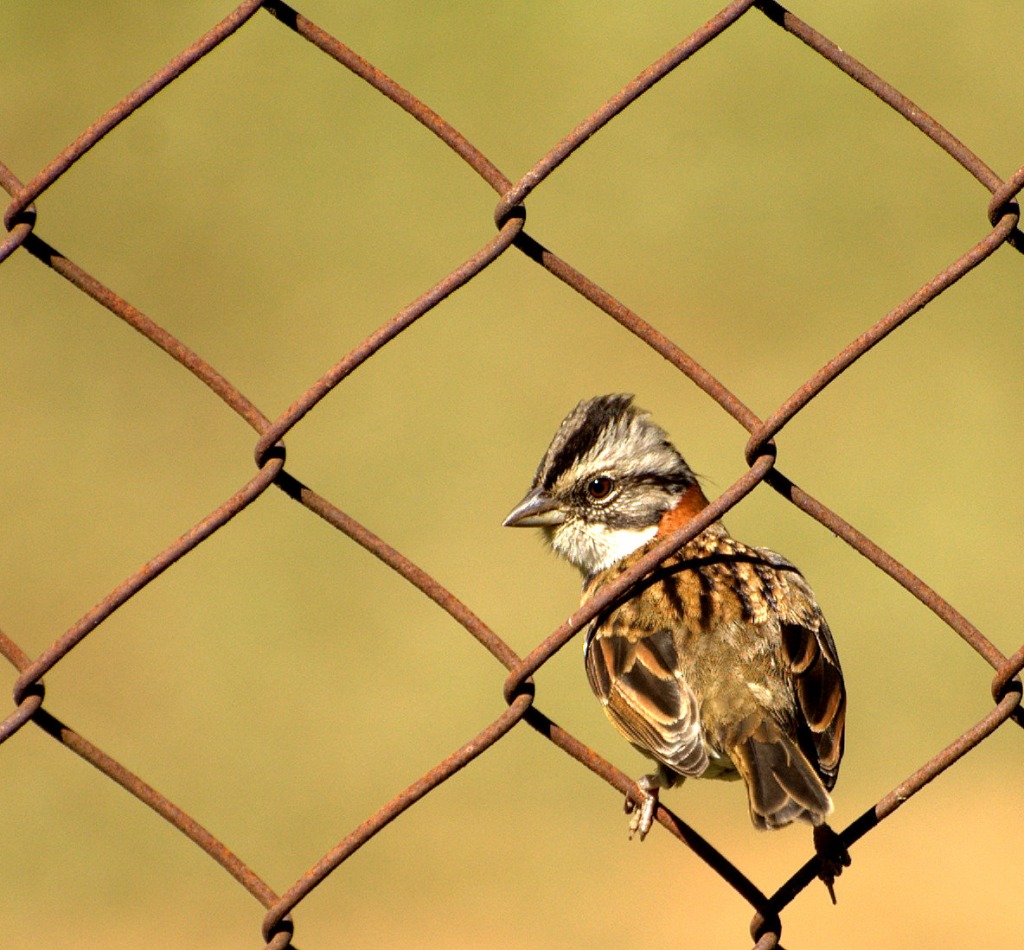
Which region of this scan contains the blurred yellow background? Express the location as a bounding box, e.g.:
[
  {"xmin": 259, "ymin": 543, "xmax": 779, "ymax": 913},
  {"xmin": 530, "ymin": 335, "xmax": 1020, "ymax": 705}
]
[{"xmin": 1, "ymin": 2, "xmax": 1020, "ymax": 948}]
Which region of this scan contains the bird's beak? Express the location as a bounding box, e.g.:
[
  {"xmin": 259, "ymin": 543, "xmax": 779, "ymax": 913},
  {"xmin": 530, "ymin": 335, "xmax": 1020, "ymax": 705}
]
[{"xmin": 502, "ymin": 487, "xmax": 566, "ymax": 528}]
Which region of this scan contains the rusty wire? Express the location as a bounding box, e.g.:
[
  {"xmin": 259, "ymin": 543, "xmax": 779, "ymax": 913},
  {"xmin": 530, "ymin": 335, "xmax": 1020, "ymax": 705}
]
[{"xmin": 2, "ymin": 1, "xmax": 1022, "ymax": 947}]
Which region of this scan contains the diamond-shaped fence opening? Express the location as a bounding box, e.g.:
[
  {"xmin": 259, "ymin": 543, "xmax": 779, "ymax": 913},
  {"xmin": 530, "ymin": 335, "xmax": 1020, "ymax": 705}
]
[{"xmin": 1, "ymin": 2, "xmax": 1021, "ymax": 948}]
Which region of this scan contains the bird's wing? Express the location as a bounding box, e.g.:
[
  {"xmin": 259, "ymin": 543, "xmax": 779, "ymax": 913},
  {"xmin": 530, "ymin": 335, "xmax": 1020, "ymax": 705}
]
[
  {"xmin": 584, "ymin": 620, "xmax": 709, "ymax": 778},
  {"xmin": 772, "ymin": 565, "xmax": 847, "ymax": 789}
]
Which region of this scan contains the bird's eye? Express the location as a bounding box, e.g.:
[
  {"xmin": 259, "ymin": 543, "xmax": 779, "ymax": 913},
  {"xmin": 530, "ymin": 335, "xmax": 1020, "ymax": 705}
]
[{"xmin": 586, "ymin": 476, "xmax": 615, "ymax": 500}]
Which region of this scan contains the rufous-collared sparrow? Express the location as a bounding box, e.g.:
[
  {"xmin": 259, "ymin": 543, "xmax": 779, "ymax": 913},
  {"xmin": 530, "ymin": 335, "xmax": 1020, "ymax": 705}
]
[{"xmin": 504, "ymin": 394, "xmax": 846, "ymax": 843}]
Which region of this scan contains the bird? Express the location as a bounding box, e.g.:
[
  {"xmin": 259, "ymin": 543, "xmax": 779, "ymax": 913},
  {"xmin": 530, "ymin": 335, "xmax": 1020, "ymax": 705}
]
[{"xmin": 503, "ymin": 393, "xmax": 846, "ymax": 844}]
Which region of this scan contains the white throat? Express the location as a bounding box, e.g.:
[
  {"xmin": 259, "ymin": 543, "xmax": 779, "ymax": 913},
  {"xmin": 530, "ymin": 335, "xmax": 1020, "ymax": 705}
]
[{"xmin": 551, "ymin": 521, "xmax": 658, "ymax": 575}]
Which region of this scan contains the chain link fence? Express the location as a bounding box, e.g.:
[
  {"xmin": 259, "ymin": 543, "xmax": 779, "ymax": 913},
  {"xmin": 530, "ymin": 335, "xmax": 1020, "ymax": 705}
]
[{"xmin": 2, "ymin": 2, "xmax": 1021, "ymax": 947}]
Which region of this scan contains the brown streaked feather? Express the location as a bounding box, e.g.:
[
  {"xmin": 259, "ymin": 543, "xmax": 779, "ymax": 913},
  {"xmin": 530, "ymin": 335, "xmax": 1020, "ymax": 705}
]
[
  {"xmin": 583, "ymin": 528, "xmax": 846, "ymax": 829},
  {"xmin": 584, "ymin": 625, "xmax": 709, "ymax": 778}
]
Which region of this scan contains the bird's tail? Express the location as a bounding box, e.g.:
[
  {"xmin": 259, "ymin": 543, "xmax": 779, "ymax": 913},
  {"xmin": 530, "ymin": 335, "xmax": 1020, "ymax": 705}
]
[{"xmin": 729, "ymin": 718, "xmax": 832, "ymax": 830}]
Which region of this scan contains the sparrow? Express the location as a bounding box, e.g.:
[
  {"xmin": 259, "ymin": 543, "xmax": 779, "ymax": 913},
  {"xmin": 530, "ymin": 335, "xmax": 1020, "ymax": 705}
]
[{"xmin": 503, "ymin": 394, "xmax": 846, "ymax": 842}]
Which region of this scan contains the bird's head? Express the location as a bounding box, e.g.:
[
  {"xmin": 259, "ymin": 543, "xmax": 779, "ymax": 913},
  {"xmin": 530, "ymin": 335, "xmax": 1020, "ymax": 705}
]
[{"xmin": 503, "ymin": 394, "xmax": 700, "ymax": 576}]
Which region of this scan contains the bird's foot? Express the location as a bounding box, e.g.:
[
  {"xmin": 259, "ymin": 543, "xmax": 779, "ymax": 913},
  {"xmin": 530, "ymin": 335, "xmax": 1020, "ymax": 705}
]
[
  {"xmin": 624, "ymin": 774, "xmax": 661, "ymax": 841},
  {"xmin": 813, "ymin": 822, "xmax": 851, "ymax": 904}
]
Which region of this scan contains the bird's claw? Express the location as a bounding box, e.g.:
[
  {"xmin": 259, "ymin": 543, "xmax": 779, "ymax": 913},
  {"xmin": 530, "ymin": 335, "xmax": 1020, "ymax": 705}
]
[
  {"xmin": 813, "ymin": 822, "xmax": 851, "ymax": 904},
  {"xmin": 624, "ymin": 776, "xmax": 660, "ymax": 841}
]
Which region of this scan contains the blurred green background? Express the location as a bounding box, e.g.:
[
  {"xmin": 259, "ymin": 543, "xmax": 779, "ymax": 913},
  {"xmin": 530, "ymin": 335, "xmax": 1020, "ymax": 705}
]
[{"xmin": 1, "ymin": 2, "xmax": 1021, "ymax": 947}]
